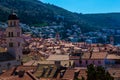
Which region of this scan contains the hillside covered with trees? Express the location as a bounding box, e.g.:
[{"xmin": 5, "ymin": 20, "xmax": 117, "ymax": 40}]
[{"xmin": 0, "ymin": 0, "xmax": 120, "ymax": 32}]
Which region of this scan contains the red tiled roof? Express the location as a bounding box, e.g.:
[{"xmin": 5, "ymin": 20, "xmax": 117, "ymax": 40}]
[
  {"xmin": 69, "ymin": 56, "xmax": 80, "ymax": 60},
  {"xmin": 108, "ymin": 68, "xmax": 120, "ymax": 78},
  {"xmin": 91, "ymin": 52, "xmax": 107, "ymax": 59},
  {"xmin": 82, "ymin": 52, "xmax": 107, "ymax": 60},
  {"xmin": 0, "ymin": 73, "xmax": 33, "ymax": 80},
  {"xmin": 0, "ymin": 66, "xmax": 36, "ymax": 80},
  {"xmin": 62, "ymin": 69, "xmax": 75, "ymax": 80},
  {"xmin": 16, "ymin": 66, "xmax": 36, "ymax": 72},
  {"xmin": 78, "ymin": 69, "xmax": 87, "ymax": 80}
]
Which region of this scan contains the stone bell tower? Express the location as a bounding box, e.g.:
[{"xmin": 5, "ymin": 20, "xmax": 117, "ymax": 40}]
[{"xmin": 6, "ymin": 13, "xmax": 23, "ymax": 60}]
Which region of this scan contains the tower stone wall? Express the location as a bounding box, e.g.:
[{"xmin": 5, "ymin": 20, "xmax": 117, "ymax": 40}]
[{"xmin": 6, "ymin": 13, "xmax": 23, "ymax": 60}]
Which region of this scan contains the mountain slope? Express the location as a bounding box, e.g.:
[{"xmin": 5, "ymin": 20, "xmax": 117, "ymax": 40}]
[
  {"xmin": 84, "ymin": 13, "xmax": 120, "ymax": 29},
  {"xmin": 0, "ymin": 0, "xmax": 120, "ymax": 32}
]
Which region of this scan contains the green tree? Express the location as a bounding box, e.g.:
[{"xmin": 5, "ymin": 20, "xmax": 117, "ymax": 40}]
[
  {"xmin": 87, "ymin": 64, "xmax": 96, "ymax": 80},
  {"xmin": 87, "ymin": 64, "xmax": 114, "ymax": 80}
]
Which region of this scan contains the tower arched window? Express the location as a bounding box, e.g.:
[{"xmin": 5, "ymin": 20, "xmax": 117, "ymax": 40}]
[
  {"xmin": 11, "ymin": 32, "xmax": 13, "ymax": 37},
  {"xmin": 8, "ymin": 32, "xmax": 13, "ymax": 37},
  {"xmin": 10, "ymin": 21, "xmax": 12, "ymax": 27},
  {"xmin": 8, "ymin": 32, "xmax": 11, "ymax": 37},
  {"xmin": 12, "ymin": 22, "xmax": 14, "ymax": 27}
]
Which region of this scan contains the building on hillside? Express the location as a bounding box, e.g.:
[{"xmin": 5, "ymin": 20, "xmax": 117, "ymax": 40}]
[{"xmin": 110, "ymin": 36, "xmax": 114, "ymax": 45}]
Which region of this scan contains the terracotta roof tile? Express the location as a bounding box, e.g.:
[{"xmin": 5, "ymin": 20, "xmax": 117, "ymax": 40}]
[
  {"xmin": 78, "ymin": 69, "xmax": 87, "ymax": 80},
  {"xmin": 62, "ymin": 69, "xmax": 75, "ymax": 80},
  {"xmin": 108, "ymin": 68, "xmax": 120, "ymax": 78}
]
